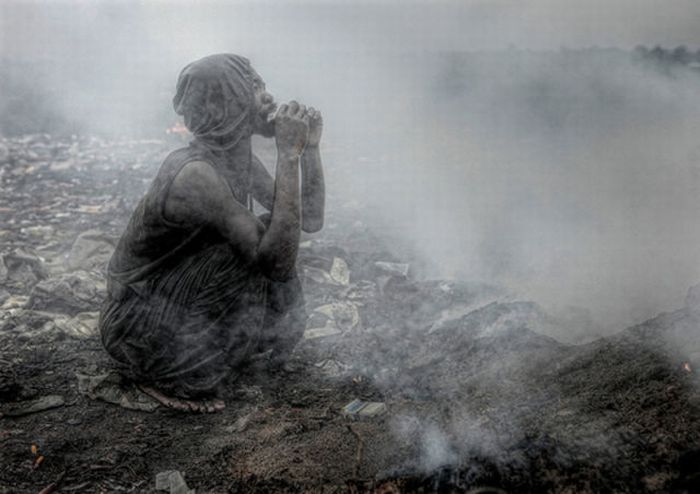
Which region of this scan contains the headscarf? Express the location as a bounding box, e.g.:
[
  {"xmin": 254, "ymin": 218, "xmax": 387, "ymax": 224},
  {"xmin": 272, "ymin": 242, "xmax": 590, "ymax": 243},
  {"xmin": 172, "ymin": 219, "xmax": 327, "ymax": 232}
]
[{"xmin": 172, "ymin": 54, "xmax": 261, "ymax": 152}]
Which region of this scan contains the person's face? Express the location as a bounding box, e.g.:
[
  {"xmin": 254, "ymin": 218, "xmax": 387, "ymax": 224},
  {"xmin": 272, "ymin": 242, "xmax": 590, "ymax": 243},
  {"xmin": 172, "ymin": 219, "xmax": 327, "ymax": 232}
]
[{"xmin": 251, "ymin": 77, "xmax": 277, "ymax": 138}]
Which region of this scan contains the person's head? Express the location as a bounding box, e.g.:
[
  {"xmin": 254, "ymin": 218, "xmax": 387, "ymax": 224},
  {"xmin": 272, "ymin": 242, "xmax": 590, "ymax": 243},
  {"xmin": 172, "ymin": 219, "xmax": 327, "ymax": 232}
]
[
  {"xmin": 249, "ymin": 70, "xmax": 277, "ymax": 139},
  {"xmin": 172, "ymin": 54, "xmax": 277, "ymax": 150}
]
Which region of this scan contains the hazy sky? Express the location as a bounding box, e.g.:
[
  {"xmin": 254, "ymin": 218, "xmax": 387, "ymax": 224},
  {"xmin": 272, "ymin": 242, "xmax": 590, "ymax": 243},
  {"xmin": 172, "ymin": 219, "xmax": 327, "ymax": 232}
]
[{"xmin": 3, "ymin": 0, "xmax": 700, "ymax": 61}]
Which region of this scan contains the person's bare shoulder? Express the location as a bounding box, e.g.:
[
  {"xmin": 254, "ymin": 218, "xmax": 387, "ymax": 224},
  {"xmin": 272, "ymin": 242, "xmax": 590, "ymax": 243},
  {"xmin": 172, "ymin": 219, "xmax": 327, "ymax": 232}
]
[{"xmin": 164, "ymin": 160, "xmax": 234, "ymax": 226}]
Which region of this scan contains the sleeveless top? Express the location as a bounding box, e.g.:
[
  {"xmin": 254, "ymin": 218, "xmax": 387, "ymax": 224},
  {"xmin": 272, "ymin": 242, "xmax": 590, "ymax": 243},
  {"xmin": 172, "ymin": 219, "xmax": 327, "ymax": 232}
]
[{"xmin": 107, "ymin": 141, "xmax": 251, "ymax": 299}]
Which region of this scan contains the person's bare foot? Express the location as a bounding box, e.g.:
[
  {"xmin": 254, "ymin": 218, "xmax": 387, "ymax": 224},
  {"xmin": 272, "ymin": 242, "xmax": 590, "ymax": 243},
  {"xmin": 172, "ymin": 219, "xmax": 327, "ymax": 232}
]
[{"xmin": 138, "ymin": 384, "xmax": 225, "ymax": 413}]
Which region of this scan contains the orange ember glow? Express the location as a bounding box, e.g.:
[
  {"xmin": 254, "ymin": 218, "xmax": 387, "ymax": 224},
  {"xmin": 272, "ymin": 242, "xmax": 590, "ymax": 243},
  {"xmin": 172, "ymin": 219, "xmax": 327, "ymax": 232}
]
[
  {"xmin": 165, "ymin": 121, "xmax": 190, "ymax": 136},
  {"xmin": 683, "ymin": 362, "xmax": 692, "ymax": 373}
]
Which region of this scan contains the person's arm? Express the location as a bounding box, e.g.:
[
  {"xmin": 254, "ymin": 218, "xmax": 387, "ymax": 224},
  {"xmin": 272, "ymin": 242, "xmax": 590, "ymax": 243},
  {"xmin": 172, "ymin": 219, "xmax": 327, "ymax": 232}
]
[
  {"xmin": 165, "ymin": 102, "xmax": 309, "ymax": 281},
  {"xmin": 251, "ymin": 108, "xmax": 325, "ymax": 232},
  {"xmin": 300, "ymin": 108, "xmax": 325, "ymax": 233},
  {"xmin": 250, "ymin": 154, "xmax": 274, "ymax": 212}
]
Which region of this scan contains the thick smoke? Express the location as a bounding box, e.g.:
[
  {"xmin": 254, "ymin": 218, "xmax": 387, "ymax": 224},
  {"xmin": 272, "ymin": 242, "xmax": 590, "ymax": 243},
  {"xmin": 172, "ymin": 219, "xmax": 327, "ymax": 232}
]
[{"xmin": 2, "ymin": 0, "xmax": 700, "ymax": 339}]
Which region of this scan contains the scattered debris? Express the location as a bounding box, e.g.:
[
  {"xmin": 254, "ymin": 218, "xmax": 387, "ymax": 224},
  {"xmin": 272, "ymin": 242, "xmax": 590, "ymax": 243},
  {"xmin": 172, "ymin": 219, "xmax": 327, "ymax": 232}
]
[
  {"xmin": 38, "ymin": 470, "xmax": 67, "ymax": 494},
  {"xmin": 304, "ymin": 302, "xmax": 360, "ymax": 339},
  {"xmin": 1, "ymin": 395, "xmax": 65, "ymax": 417},
  {"xmin": 342, "ymin": 399, "xmax": 387, "ymax": 419},
  {"xmin": 28, "ymin": 270, "xmax": 106, "ymax": 314},
  {"xmin": 76, "ymin": 371, "xmax": 160, "ymax": 412},
  {"xmin": 54, "ymin": 311, "xmax": 100, "ymax": 339},
  {"xmin": 374, "ymin": 261, "xmax": 410, "ymax": 278},
  {"xmin": 329, "ymin": 257, "xmax": 350, "ymax": 286},
  {"xmin": 303, "ymin": 326, "xmax": 342, "ymax": 340},
  {"xmin": 0, "ymin": 294, "xmax": 29, "ymax": 310},
  {"xmin": 314, "ymin": 359, "xmax": 349, "ymax": 378},
  {"xmin": 2, "ymin": 248, "xmax": 48, "ymax": 288},
  {"xmin": 65, "ymin": 229, "xmax": 115, "ymax": 273},
  {"xmin": 155, "ymin": 470, "xmax": 195, "ymax": 494}
]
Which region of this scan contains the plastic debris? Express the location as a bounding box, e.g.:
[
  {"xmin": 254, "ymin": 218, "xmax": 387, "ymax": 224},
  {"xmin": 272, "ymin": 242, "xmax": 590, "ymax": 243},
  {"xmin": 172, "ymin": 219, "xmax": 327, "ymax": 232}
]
[
  {"xmin": 329, "ymin": 257, "xmax": 350, "ymax": 286},
  {"xmin": 1, "ymin": 295, "xmax": 29, "ymax": 310},
  {"xmin": 155, "ymin": 470, "xmax": 194, "ymax": 494},
  {"xmin": 342, "ymin": 399, "xmax": 387, "ymax": 419},
  {"xmin": 54, "ymin": 311, "xmax": 99, "ymax": 339},
  {"xmin": 77, "ymin": 371, "xmax": 160, "ymax": 412},
  {"xmin": 2, "ymin": 395, "xmax": 65, "ymax": 417},
  {"xmin": 314, "ymin": 359, "xmax": 349, "ymax": 378},
  {"xmin": 304, "ymin": 302, "xmax": 360, "ymax": 339}
]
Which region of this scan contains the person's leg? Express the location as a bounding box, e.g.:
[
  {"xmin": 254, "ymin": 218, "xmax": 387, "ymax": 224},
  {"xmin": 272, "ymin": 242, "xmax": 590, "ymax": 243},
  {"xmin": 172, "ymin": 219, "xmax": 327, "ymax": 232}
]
[{"xmin": 100, "ymin": 242, "xmax": 266, "ymax": 412}]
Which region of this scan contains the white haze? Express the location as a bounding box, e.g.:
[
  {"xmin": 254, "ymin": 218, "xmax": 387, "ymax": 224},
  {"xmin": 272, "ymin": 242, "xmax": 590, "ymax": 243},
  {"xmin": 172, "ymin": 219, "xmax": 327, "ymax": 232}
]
[{"xmin": 2, "ymin": 1, "xmax": 700, "ymax": 337}]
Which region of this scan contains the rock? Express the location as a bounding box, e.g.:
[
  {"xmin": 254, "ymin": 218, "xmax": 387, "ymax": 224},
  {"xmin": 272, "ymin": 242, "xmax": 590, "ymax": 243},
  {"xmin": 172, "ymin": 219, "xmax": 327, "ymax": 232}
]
[
  {"xmin": 76, "ymin": 371, "xmax": 160, "ymax": 412},
  {"xmin": 155, "ymin": 470, "xmax": 194, "ymax": 494},
  {"xmin": 2, "ymin": 395, "xmax": 65, "ymax": 417},
  {"xmin": 2, "ymin": 248, "xmax": 49, "ymax": 289},
  {"xmin": 28, "ymin": 271, "xmax": 106, "ymax": 315},
  {"xmin": 65, "ymin": 229, "xmax": 116, "ymax": 273}
]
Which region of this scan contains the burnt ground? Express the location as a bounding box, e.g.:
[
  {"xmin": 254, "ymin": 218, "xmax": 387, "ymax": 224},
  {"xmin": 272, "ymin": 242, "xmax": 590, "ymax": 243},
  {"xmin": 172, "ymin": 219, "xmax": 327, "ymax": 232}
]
[{"xmin": 0, "ymin": 134, "xmax": 699, "ymax": 493}]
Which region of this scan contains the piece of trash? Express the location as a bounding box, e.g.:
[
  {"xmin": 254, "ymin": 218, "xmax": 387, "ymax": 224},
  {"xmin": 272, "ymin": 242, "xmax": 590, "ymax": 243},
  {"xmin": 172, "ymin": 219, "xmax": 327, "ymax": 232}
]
[
  {"xmin": 54, "ymin": 311, "xmax": 99, "ymax": 339},
  {"xmin": 155, "ymin": 470, "xmax": 195, "ymax": 494},
  {"xmin": 329, "ymin": 257, "xmax": 350, "ymax": 286},
  {"xmin": 342, "ymin": 399, "xmax": 387, "ymax": 419},
  {"xmin": 304, "ymin": 302, "xmax": 360, "ymax": 339},
  {"xmin": 315, "ymin": 359, "xmax": 349, "ymax": 378},
  {"xmin": 374, "ymin": 261, "xmax": 410, "ymax": 277},
  {"xmin": 313, "ymin": 302, "xmax": 360, "ymax": 330},
  {"xmin": 302, "ymin": 265, "xmax": 336, "ymax": 285},
  {"xmin": 304, "ymin": 326, "xmax": 342, "ymax": 340},
  {"xmin": 2, "ymin": 395, "xmax": 65, "ymax": 417},
  {"xmin": 77, "ymin": 371, "xmax": 159, "ymax": 412}
]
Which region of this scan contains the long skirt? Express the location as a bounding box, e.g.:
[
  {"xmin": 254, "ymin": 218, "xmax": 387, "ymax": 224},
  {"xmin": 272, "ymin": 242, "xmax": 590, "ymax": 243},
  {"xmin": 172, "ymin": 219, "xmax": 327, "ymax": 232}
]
[{"xmin": 99, "ymin": 242, "xmax": 306, "ymax": 398}]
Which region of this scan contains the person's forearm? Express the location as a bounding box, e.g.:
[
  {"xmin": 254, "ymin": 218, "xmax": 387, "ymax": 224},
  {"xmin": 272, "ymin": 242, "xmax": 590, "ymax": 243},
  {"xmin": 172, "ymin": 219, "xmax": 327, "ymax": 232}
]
[
  {"xmin": 256, "ymin": 151, "xmax": 301, "ymax": 280},
  {"xmin": 300, "ymin": 145, "xmax": 325, "ymax": 233}
]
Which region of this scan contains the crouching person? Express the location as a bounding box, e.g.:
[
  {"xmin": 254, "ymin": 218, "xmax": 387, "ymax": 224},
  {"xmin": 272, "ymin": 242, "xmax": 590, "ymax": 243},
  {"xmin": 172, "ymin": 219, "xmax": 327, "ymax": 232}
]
[{"xmin": 99, "ymin": 54, "xmax": 325, "ymax": 413}]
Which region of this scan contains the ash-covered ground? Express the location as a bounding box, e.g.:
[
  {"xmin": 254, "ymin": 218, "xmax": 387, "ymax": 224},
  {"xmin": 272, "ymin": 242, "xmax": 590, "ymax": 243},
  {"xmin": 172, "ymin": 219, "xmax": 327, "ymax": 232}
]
[{"xmin": 0, "ymin": 134, "xmax": 699, "ymax": 494}]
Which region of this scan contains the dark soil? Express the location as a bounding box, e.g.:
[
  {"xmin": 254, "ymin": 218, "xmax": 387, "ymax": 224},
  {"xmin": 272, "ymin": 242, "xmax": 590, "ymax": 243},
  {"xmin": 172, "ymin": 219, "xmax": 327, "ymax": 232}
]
[{"xmin": 1, "ymin": 135, "xmax": 699, "ymax": 493}]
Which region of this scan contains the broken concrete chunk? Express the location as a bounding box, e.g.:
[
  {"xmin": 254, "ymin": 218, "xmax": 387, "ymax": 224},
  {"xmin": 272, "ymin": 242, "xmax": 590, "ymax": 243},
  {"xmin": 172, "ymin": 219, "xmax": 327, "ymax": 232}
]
[
  {"xmin": 374, "ymin": 261, "xmax": 410, "ymax": 277},
  {"xmin": 2, "ymin": 395, "xmax": 65, "ymax": 417},
  {"xmin": 77, "ymin": 371, "xmax": 160, "ymax": 412},
  {"xmin": 342, "ymin": 399, "xmax": 387, "ymax": 419},
  {"xmin": 155, "ymin": 470, "xmax": 194, "ymax": 494},
  {"xmin": 329, "ymin": 257, "xmax": 350, "ymax": 286}
]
